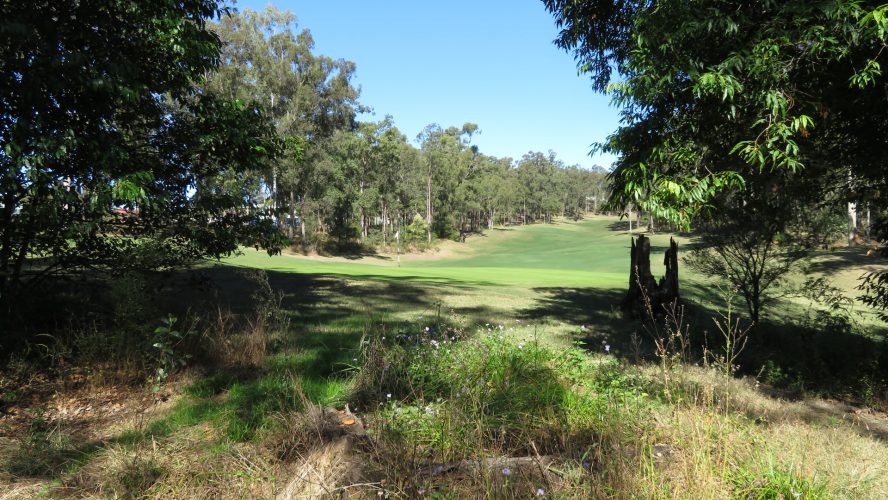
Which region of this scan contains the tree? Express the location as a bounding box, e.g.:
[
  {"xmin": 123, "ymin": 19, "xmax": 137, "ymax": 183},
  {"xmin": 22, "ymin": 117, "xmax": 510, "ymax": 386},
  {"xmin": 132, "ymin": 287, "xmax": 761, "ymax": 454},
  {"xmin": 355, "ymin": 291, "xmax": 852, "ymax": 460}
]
[
  {"xmin": 0, "ymin": 0, "xmax": 282, "ymax": 318},
  {"xmin": 543, "ymin": 0, "xmax": 888, "ymax": 226},
  {"xmin": 416, "ymin": 123, "xmax": 478, "ymax": 242},
  {"xmin": 544, "ymin": 0, "xmax": 888, "ymax": 321},
  {"xmin": 206, "ymin": 6, "xmax": 365, "ymax": 242},
  {"xmin": 687, "ymin": 220, "xmax": 804, "ymax": 325}
]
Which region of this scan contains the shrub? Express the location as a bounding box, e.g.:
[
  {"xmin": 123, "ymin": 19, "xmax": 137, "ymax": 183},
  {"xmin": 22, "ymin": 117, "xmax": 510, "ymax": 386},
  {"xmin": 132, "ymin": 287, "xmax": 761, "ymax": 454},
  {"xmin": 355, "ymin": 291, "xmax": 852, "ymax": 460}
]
[{"xmin": 404, "ymin": 214, "xmax": 430, "ymax": 246}]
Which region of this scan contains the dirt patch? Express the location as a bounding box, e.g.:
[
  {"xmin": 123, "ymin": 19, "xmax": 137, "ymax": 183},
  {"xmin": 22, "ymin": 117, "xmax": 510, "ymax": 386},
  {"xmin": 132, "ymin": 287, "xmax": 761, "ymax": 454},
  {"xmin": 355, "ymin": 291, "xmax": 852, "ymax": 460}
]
[
  {"xmin": 0, "ymin": 374, "xmax": 183, "ymax": 443},
  {"xmin": 276, "ymin": 406, "xmax": 368, "ymax": 499}
]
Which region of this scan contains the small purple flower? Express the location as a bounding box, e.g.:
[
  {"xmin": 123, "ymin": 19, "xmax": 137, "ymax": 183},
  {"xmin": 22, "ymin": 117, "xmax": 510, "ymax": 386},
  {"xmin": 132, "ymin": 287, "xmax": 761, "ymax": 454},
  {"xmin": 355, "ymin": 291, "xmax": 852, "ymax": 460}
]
[
  {"xmin": 502, "ymin": 467, "xmax": 511, "ymax": 476},
  {"xmin": 536, "ymin": 488, "xmax": 546, "ymax": 497},
  {"xmin": 604, "ymin": 344, "xmax": 611, "ymax": 353}
]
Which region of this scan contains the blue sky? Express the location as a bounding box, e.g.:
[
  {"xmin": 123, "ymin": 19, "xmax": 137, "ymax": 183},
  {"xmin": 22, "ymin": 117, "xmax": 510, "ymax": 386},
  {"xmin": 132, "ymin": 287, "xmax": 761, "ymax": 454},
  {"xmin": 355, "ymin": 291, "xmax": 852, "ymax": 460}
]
[{"xmin": 234, "ymin": 0, "xmax": 620, "ymax": 170}]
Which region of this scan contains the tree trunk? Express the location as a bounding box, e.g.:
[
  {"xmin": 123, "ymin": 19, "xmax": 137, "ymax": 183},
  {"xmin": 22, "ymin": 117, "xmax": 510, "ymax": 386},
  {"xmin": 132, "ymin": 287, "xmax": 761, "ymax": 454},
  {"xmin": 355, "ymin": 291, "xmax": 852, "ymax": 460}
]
[
  {"xmin": 288, "ymin": 191, "xmax": 296, "ymax": 239},
  {"xmin": 382, "ymin": 203, "xmax": 388, "ymax": 247},
  {"xmin": 848, "ymin": 201, "xmax": 859, "ymax": 246},
  {"xmin": 299, "ymin": 194, "xmax": 307, "ymax": 249},
  {"xmin": 271, "ymin": 167, "xmax": 277, "ymax": 222},
  {"xmin": 359, "ymin": 177, "xmax": 367, "ymax": 240},
  {"xmin": 0, "ymin": 190, "xmax": 16, "ymax": 305},
  {"xmin": 270, "ymin": 92, "xmax": 277, "ymax": 224},
  {"xmin": 426, "ymin": 161, "xmax": 432, "ymax": 244},
  {"xmin": 866, "ymin": 203, "xmax": 871, "ymax": 241},
  {"xmin": 622, "ymin": 235, "xmax": 680, "ymax": 317}
]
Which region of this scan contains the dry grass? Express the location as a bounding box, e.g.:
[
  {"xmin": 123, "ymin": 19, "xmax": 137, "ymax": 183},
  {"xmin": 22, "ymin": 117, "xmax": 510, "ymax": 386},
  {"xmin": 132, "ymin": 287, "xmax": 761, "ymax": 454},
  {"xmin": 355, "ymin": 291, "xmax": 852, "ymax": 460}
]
[
  {"xmin": 3, "ymin": 356, "xmax": 885, "ymax": 498},
  {"xmin": 66, "ymin": 426, "xmax": 284, "ymax": 499},
  {"xmin": 626, "ymin": 363, "xmax": 888, "ymax": 498}
]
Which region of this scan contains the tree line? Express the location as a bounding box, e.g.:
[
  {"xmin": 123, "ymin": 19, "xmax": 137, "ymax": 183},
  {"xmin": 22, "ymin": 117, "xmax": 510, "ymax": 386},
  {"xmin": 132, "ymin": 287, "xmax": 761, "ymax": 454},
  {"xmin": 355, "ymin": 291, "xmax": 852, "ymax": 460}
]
[{"xmin": 205, "ymin": 7, "xmax": 609, "ymax": 251}]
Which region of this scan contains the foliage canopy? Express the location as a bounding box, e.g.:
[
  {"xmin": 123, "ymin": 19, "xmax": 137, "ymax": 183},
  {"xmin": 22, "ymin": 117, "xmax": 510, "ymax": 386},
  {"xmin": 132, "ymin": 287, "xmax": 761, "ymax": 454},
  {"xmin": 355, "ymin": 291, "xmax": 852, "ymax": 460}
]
[
  {"xmin": 544, "ymin": 0, "xmax": 888, "ymax": 227},
  {"xmin": 0, "ymin": 1, "xmax": 283, "ymax": 314}
]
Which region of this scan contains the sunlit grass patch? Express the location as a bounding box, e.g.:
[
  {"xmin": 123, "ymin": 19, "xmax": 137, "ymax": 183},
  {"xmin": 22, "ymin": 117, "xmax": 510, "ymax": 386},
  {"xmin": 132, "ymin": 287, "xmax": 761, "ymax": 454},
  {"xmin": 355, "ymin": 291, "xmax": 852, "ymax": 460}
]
[{"xmin": 730, "ymin": 458, "xmax": 829, "ymax": 500}]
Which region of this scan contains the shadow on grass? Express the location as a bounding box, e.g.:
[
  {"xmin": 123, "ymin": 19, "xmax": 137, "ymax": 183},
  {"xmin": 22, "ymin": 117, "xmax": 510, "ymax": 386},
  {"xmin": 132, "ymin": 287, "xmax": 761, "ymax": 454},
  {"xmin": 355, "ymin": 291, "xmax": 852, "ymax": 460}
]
[
  {"xmin": 158, "ymin": 265, "xmax": 497, "ymax": 325},
  {"xmin": 804, "ymin": 246, "xmax": 884, "ymax": 275},
  {"xmin": 520, "ymin": 283, "xmax": 888, "ymax": 409},
  {"xmin": 518, "ymin": 287, "xmax": 640, "ymax": 351},
  {"xmin": 606, "ymin": 221, "xmax": 633, "ymax": 232},
  {"xmin": 331, "ymin": 252, "xmax": 393, "ymax": 261},
  {"xmin": 132, "ymin": 263, "xmax": 501, "ymax": 448}
]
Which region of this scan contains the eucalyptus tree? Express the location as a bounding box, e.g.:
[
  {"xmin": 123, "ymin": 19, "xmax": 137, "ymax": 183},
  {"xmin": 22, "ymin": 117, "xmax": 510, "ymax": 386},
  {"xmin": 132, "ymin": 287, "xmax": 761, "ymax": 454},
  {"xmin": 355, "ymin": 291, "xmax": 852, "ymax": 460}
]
[
  {"xmin": 516, "ymin": 151, "xmax": 562, "ymax": 223},
  {"xmin": 416, "ymin": 123, "xmax": 479, "ymax": 242},
  {"xmin": 354, "ymin": 116, "xmax": 406, "ymax": 242},
  {"xmin": 207, "ymin": 6, "xmax": 365, "ymax": 239}
]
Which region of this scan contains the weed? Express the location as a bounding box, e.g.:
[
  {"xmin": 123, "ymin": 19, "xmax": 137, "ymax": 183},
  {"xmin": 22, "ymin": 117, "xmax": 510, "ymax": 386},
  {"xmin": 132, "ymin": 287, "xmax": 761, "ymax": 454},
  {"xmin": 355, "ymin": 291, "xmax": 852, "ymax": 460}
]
[
  {"xmin": 730, "ymin": 458, "xmax": 829, "ymax": 500},
  {"xmin": 152, "ymin": 314, "xmax": 194, "ymax": 387},
  {"xmin": 104, "ymin": 447, "xmax": 165, "ymax": 498}
]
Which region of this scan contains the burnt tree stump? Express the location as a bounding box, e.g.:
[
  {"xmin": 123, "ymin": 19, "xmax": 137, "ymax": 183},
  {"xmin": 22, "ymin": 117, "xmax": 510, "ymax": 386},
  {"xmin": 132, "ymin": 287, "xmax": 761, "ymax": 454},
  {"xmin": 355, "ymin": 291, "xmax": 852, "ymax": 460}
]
[{"xmin": 621, "ymin": 235, "xmax": 680, "ymax": 317}]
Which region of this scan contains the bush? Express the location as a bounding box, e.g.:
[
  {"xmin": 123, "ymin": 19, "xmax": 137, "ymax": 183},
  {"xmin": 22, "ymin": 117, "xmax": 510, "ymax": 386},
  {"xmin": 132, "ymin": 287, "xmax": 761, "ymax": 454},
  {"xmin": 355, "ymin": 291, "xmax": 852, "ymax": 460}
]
[{"xmin": 404, "ymin": 214, "xmax": 430, "ymax": 246}]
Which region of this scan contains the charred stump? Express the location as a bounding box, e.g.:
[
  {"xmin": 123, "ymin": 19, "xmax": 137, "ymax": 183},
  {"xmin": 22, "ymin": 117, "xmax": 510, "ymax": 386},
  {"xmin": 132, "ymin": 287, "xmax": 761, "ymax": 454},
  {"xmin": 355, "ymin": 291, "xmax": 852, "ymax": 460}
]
[{"xmin": 621, "ymin": 236, "xmax": 680, "ymax": 317}]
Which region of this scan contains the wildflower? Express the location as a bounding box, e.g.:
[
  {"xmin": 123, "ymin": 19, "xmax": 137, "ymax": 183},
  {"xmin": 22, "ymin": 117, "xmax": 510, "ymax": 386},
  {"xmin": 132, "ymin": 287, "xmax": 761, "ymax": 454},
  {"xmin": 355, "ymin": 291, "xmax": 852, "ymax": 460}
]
[
  {"xmin": 604, "ymin": 344, "xmax": 611, "ymax": 353},
  {"xmin": 424, "ymin": 326, "xmax": 430, "ymax": 332},
  {"xmin": 418, "ymin": 488, "xmax": 426, "ymax": 495},
  {"xmin": 502, "ymin": 467, "xmax": 511, "ymax": 476},
  {"xmin": 386, "ymin": 393, "xmax": 392, "ymax": 399},
  {"xmin": 536, "ymin": 488, "xmax": 546, "ymax": 497}
]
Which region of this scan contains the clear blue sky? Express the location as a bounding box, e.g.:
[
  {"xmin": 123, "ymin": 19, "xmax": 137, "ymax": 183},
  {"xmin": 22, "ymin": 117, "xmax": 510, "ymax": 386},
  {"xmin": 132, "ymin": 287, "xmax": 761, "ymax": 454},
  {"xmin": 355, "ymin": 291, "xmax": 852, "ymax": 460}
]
[{"xmin": 234, "ymin": 0, "xmax": 620, "ymax": 170}]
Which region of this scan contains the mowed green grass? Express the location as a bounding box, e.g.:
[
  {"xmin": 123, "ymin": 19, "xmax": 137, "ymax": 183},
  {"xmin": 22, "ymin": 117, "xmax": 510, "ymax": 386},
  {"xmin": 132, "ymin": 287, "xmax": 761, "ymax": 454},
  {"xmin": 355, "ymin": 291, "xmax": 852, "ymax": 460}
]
[{"xmin": 226, "ymin": 217, "xmax": 683, "ymax": 290}]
